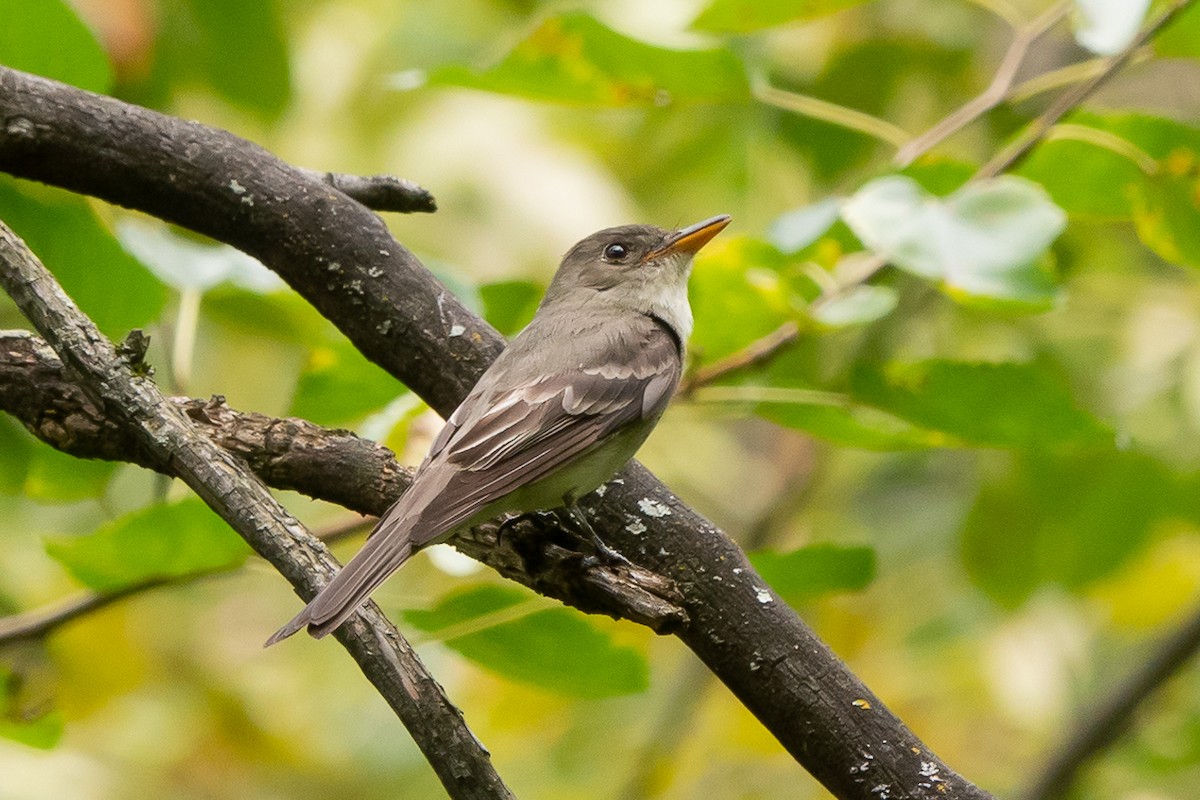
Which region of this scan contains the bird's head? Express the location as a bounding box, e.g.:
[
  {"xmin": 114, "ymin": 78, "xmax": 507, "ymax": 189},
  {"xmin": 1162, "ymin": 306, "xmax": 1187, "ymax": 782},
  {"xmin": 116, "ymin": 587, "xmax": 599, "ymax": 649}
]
[{"xmin": 541, "ymin": 215, "xmax": 731, "ymax": 339}]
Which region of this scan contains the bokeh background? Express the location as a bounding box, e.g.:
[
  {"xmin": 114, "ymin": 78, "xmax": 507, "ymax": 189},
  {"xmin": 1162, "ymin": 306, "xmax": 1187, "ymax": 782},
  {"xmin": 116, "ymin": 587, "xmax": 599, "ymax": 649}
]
[{"xmin": 3, "ymin": 0, "xmax": 1200, "ymax": 798}]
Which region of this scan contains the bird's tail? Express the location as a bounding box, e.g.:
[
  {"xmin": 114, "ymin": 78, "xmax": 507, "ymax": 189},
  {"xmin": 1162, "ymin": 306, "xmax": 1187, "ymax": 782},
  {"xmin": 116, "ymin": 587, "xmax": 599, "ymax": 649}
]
[{"xmin": 264, "ymin": 522, "xmax": 415, "ymax": 646}]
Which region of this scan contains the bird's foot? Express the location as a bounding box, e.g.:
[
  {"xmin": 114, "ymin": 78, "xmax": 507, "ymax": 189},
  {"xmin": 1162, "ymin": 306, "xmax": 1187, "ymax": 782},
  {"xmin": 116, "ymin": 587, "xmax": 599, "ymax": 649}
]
[
  {"xmin": 579, "ymin": 535, "xmax": 633, "ymax": 570},
  {"xmin": 558, "ymin": 504, "xmax": 632, "ymax": 569}
]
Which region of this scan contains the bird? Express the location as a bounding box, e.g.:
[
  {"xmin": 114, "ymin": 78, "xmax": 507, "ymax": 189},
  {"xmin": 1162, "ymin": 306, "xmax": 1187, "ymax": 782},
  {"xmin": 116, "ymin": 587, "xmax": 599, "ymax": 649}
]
[{"xmin": 266, "ymin": 214, "xmax": 731, "ymax": 644}]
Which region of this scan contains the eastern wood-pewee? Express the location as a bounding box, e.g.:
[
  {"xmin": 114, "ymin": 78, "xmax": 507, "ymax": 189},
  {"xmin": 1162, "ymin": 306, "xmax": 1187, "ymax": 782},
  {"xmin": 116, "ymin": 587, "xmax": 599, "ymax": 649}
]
[{"xmin": 267, "ymin": 214, "xmax": 730, "ymax": 644}]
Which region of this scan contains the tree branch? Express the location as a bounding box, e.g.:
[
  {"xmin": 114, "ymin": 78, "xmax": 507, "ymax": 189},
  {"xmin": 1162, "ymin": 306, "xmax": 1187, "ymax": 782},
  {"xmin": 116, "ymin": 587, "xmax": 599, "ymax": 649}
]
[
  {"xmin": 1022, "ymin": 603, "xmax": 1200, "ymax": 800},
  {"xmin": 0, "ymin": 329, "xmax": 688, "ymax": 633},
  {"xmin": 0, "ymin": 67, "xmax": 992, "ymax": 799},
  {"xmin": 754, "ymin": 83, "xmax": 911, "ymax": 148},
  {"xmin": 977, "ymin": 0, "xmax": 1199, "ymax": 178},
  {"xmin": 687, "ymin": 0, "xmax": 1192, "ymax": 392},
  {"xmin": 0, "ymin": 576, "xmax": 178, "ymax": 642},
  {"xmin": 295, "ymin": 167, "xmax": 438, "ymax": 213},
  {"xmin": 0, "ymin": 518, "xmax": 372, "ymax": 644},
  {"xmin": 0, "ymin": 329, "xmax": 410, "ymax": 510},
  {"xmin": 893, "ymin": 0, "xmax": 1071, "ymax": 167},
  {"xmin": 681, "ymin": 321, "xmax": 800, "ymax": 394},
  {"xmin": 0, "ymin": 223, "xmax": 514, "ymax": 800}
]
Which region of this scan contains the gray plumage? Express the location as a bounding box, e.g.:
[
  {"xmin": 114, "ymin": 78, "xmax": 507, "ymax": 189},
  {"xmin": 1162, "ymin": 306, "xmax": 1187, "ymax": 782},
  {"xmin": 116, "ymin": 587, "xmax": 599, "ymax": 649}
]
[{"xmin": 266, "ymin": 216, "xmax": 729, "ymax": 645}]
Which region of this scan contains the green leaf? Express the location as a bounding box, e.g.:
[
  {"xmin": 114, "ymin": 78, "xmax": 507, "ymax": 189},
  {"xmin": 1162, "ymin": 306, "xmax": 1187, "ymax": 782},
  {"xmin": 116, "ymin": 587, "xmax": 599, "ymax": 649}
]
[
  {"xmin": 699, "ymin": 385, "xmax": 951, "ymax": 449},
  {"xmin": 961, "ymin": 450, "xmax": 1170, "ymax": 608},
  {"xmin": 479, "ymin": 280, "xmax": 543, "ymax": 337},
  {"xmin": 1073, "ymin": 0, "xmax": 1150, "ymax": 55},
  {"xmin": 1017, "ymin": 136, "xmax": 1146, "ymax": 219},
  {"xmin": 1156, "ymin": 3, "xmax": 1200, "ymax": 58},
  {"xmin": 430, "ymin": 12, "xmax": 750, "ymax": 106},
  {"xmin": 0, "ymin": 711, "xmax": 63, "ymax": 749},
  {"xmin": 851, "ymin": 360, "xmax": 1112, "ymax": 449},
  {"xmin": 289, "ymin": 339, "xmax": 406, "ymax": 426},
  {"xmin": 44, "ymin": 498, "xmax": 251, "ymax": 591},
  {"xmin": 776, "ymin": 40, "xmax": 972, "ymax": 182},
  {"xmin": 0, "ymin": 0, "xmax": 112, "ymax": 92},
  {"xmin": 810, "ymin": 283, "xmax": 897, "ymax": 328},
  {"xmin": 0, "ymin": 180, "xmax": 167, "ymax": 338},
  {"xmin": 0, "ymin": 665, "xmax": 63, "ymax": 749},
  {"xmin": 692, "ymin": 0, "xmax": 871, "ymax": 33},
  {"xmin": 0, "ymin": 693, "xmax": 62, "ymax": 750},
  {"xmin": 1017, "ymin": 113, "xmax": 1200, "ymax": 256},
  {"xmin": 1131, "ymin": 168, "xmax": 1200, "ymax": 270},
  {"xmin": 24, "ymin": 447, "xmax": 117, "ymax": 503},
  {"xmin": 688, "ymin": 237, "xmax": 798, "ymax": 362},
  {"xmin": 203, "ymin": 286, "xmax": 328, "ymax": 345},
  {"xmin": 748, "ymin": 544, "xmax": 875, "ymax": 605},
  {"xmin": 841, "ymin": 175, "xmax": 1065, "ymax": 308},
  {"xmin": 1053, "ymin": 113, "xmax": 1200, "ymax": 269},
  {"xmin": 737, "ymin": 388, "xmax": 953, "ymax": 450},
  {"xmin": 1074, "ymin": 112, "xmax": 1200, "ymax": 160},
  {"xmin": 0, "ymin": 417, "xmax": 33, "ymax": 496},
  {"xmin": 116, "ymin": 220, "xmax": 282, "ymax": 292},
  {"xmin": 767, "ymin": 199, "xmax": 842, "ymax": 254},
  {"xmin": 899, "ymin": 158, "xmax": 975, "ymax": 195},
  {"xmin": 404, "ymin": 585, "xmax": 648, "ymax": 698},
  {"xmin": 148, "ymin": 0, "xmax": 292, "ymax": 119}
]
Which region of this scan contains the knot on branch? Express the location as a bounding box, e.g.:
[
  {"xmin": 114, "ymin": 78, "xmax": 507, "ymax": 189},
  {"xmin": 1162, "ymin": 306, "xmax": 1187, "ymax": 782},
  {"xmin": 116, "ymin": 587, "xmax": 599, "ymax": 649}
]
[{"xmin": 116, "ymin": 329, "xmax": 152, "ymax": 377}]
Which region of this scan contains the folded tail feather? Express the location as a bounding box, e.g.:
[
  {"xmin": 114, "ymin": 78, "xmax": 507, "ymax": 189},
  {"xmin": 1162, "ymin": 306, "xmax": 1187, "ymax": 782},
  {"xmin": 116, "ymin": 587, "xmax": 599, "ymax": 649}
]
[{"xmin": 264, "ymin": 527, "xmax": 415, "ymax": 646}]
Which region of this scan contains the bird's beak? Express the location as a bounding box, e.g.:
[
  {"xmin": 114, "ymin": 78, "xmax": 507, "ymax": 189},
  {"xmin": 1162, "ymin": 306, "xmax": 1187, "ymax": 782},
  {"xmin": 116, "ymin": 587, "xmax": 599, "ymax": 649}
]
[{"xmin": 646, "ymin": 215, "xmax": 731, "ymax": 260}]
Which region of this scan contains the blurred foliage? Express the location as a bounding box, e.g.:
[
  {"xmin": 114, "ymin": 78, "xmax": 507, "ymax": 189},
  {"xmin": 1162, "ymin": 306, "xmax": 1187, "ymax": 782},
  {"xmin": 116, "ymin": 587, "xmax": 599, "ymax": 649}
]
[
  {"xmin": 43, "ymin": 499, "xmax": 251, "ymax": 592},
  {"xmin": 0, "ymin": 0, "xmax": 111, "ymax": 92},
  {"xmin": 404, "ymin": 584, "xmax": 648, "ymax": 698},
  {"xmin": 1, "ymin": 0, "xmax": 1200, "ymax": 799},
  {"xmin": 430, "ymin": 11, "xmax": 750, "ymax": 105}
]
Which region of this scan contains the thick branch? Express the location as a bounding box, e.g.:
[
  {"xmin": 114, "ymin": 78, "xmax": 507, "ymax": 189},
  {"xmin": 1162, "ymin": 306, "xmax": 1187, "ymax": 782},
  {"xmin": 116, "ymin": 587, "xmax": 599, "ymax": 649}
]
[
  {"xmin": 0, "ymin": 225, "xmax": 513, "ymax": 800},
  {"xmin": 0, "ymin": 68, "xmax": 992, "ymax": 799},
  {"xmin": 0, "ymin": 330, "xmax": 408, "ymax": 509}
]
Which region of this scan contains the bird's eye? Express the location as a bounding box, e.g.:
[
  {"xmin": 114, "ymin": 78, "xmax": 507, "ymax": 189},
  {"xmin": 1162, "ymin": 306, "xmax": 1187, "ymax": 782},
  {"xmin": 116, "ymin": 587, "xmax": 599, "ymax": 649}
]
[{"xmin": 603, "ymin": 243, "xmax": 629, "ymax": 262}]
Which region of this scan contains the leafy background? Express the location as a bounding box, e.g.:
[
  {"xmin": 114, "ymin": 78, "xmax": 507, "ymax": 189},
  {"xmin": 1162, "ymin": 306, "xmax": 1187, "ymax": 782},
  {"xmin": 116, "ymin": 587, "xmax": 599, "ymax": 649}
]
[{"xmin": 2, "ymin": 0, "xmax": 1200, "ymax": 798}]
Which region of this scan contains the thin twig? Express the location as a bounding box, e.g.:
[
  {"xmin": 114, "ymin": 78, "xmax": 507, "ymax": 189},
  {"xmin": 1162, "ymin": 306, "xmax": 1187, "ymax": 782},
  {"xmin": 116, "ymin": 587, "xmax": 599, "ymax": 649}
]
[
  {"xmin": 0, "ymin": 578, "xmax": 175, "ymax": 642},
  {"xmin": 978, "ymin": 0, "xmax": 1199, "ymax": 178},
  {"xmin": 682, "ymin": 321, "xmax": 800, "ymax": 393},
  {"xmin": 1022, "ymin": 605, "xmax": 1200, "ymax": 800},
  {"xmin": 894, "ymin": 0, "xmax": 1072, "ymax": 167},
  {"xmin": 697, "ymin": 0, "xmax": 1192, "ymax": 392},
  {"xmin": 684, "ymin": 253, "xmax": 887, "ymax": 392},
  {"xmin": 295, "ymin": 168, "xmax": 437, "ymax": 213},
  {"xmin": 0, "ymin": 518, "xmax": 374, "ymax": 645},
  {"xmin": 0, "ymin": 221, "xmax": 513, "ymax": 800},
  {"xmin": 755, "ymin": 83, "xmax": 912, "ymax": 149},
  {"xmin": 1007, "ymin": 49, "xmax": 1154, "ymax": 104},
  {"xmin": 1044, "ymin": 124, "xmax": 1160, "ymax": 175}
]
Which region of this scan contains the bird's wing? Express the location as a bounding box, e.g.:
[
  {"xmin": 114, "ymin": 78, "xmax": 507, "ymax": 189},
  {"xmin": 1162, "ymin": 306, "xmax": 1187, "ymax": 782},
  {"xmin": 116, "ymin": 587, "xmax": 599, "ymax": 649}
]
[
  {"xmin": 406, "ymin": 316, "xmax": 682, "ymax": 541},
  {"xmin": 266, "ymin": 317, "xmax": 681, "ymax": 644}
]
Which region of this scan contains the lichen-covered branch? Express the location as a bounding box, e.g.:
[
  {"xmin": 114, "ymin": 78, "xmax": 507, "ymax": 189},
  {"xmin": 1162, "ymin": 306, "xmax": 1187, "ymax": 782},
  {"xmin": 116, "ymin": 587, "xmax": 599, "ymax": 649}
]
[{"xmin": 0, "ymin": 223, "xmax": 514, "ymax": 800}]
